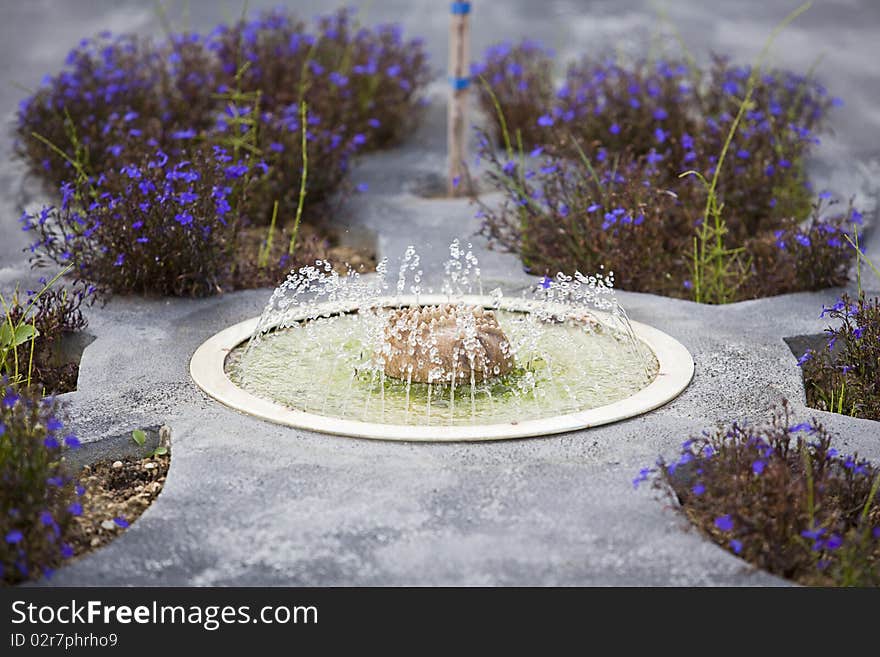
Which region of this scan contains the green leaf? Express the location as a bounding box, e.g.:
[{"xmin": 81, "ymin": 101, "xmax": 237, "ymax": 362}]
[
  {"xmin": 152, "ymin": 446, "xmax": 168, "ymax": 456},
  {"xmin": 131, "ymin": 429, "xmax": 147, "ymax": 447},
  {"xmin": 0, "ymin": 323, "xmax": 12, "ymax": 348},
  {"xmin": 12, "ymin": 324, "xmax": 39, "ymax": 348}
]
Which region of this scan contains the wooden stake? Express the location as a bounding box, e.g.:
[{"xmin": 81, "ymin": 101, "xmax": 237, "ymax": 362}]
[{"xmin": 448, "ymin": 2, "xmax": 471, "ymax": 196}]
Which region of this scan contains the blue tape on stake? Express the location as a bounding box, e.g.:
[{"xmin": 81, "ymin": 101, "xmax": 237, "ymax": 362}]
[
  {"xmin": 450, "ymin": 77, "xmax": 471, "ymax": 90},
  {"xmin": 450, "ymin": 2, "xmax": 471, "ymax": 15}
]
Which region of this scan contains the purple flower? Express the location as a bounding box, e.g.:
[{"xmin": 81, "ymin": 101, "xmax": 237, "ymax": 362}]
[
  {"xmin": 795, "ymin": 233, "xmax": 811, "ymax": 247},
  {"xmin": 224, "ymin": 163, "xmax": 249, "ymax": 179},
  {"xmin": 355, "ymin": 182, "xmax": 369, "ymax": 193},
  {"xmin": 788, "ymin": 422, "xmax": 813, "ymax": 433},
  {"xmin": 114, "ymin": 254, "xmax": 125, "ymax": 267},
  {"xmin": 352, "ymin": 133, "xmax": 367, "ymax": 146},
  {"xmin": 729, "ymin": 539, "xmax": 743, "ymax": 554},
  {"xmin": 121, "ymin": 165, "xmax": 141, "ymax": 180},
  {"xmin": 44, "ymin": 436, "xmax": 59, "ymax": 449},
  {"xmin": 714, "ymin": 515, "xmax": 734, "ymax": 532},
  {"xmin": 328, "ymin": 71, "xmax": 349, "ymax": 87},
  {"xmin": 632, "ymin": 467, "xmax": 653, "ymax": 489},
  {"xmin": 46, "ymin": 417, "xmax": 63, "ymax": 432},
  {"xmin": 653, "ymin": 107, "xmax": 668, "ymax": 121},
  {"xmin": 114, "ymin": 517, "xmax": 130, "ymax": 528},
  {"xmin": 801, "ymin": 525, "xmax": 825, "ymax": 541},
  {"xmin": 540, "ymin": 275, "xmax": 552, "ymax": 290},
  {"xmin": 654, "ymin": 127, "xmax": 667, "ymax": 144},
  {"xmin": 5, "ymin": 530, "xmax": 23, "ymax": 544},
  {"xmin": 537, "ymin": 114, "xmax": 554, "ymax": 127},
  {"xmin": 824, "ymin": 534, "xmax": 843, "ymax": 550},
  {"xmin": 68, "ymin": 502, "xmax": 83, "ymax": 517},
  {"xmin": 691, "ymin": 483, "xmax": 705, "ymax": 496},
  {"xmin": 3, "ymin": 392, "xmax": 20, "ymax": 408},
  {"xmin": 175, "ymin": 212, "xmax": 194, "ymax": 226},
  {"xmin": 64, "ymin": 434, "xmax": 81, "ymax": 448},
  {"xmin": 796, "ymin": 352, "xmax": 812, "ymax": 367},
  {"xmin": 171, "ymin": 128, "xmax": 197, "ymax": 139},
  {"xmin": 61, "ymin": 544, "xmax": 74, "ymax": 558},
  {"xmin": 752, "ymin": 460, "xmax": 766, "ymax": 475},
  {"xmin": 609, "ymin": 123, "xmax": 620, "ymax": 135},
  {"xmin": 736, "ymin": 149, "xmax": 750, "ymax": 159},
  {"xmin": 852, "ymin": 326, "xmax": 864, "ymax": 339}
]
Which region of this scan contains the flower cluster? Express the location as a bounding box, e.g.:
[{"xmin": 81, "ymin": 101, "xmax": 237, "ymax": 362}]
[
  {"xmin": 1, "ymin": 384, "xmax": 82, "ymax": 584},
  {"xmin": 473, "ymin": 43, "xmax": 854, "ymax": 301},
  {"xmin": 15, "ymin": 32, "xmax": 216, "ymax": 192},
  {"xmin": 210, "ymin": 8, "xmax": 429, "ymax": 143},
  {"xmin": 801, "ymin": 293, "xmax": 880, "ymax": 420},
  {"xmin": 471, "ymin": 40, "xmax": 556, "ymax": 149},
  {"xmin": 22, "ymin": 145, "xmax": 262, "ymax": 297},
  {"xmin": 2, "ymin": 280, "xmax": 92, "ymax": 393},
  {"xmin": 638, "ymin": 404, "xmax": 880, "ymax": 586},
  {"xmin": 475, "ymin": 146, "xmax": 687, "ymax": 292},
  {"xmin": 16, "ymin": 9, "xmax": 429, "ymax": 295}
]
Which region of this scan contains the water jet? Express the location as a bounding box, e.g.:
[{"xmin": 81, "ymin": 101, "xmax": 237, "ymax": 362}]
[{"xmin": 191, "ymin": 241, "xmax": 694, "ymax": 441}]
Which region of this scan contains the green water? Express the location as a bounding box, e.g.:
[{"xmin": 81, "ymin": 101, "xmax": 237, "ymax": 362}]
[{"xmin": 227, "ymin": 310, "xmax": 658, "ymax": 426}]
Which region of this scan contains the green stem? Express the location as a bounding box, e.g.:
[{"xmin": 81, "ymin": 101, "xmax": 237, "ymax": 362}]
[{"xmin": 288, "ymin": 101, "xmax": 308, "ymax": 256}]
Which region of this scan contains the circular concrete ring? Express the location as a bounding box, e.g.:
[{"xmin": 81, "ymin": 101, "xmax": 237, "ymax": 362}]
[{"xmin": 190, "ymin": 294, "xmax": 694, "ymax": 442}]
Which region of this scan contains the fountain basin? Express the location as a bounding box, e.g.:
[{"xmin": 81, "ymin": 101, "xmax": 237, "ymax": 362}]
[{"xmin": 190, "ymin": 294, "xmax": 694, "ymax": 441}]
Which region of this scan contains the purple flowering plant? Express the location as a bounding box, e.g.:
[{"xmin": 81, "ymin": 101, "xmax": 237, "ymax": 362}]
[
  {"xmin": 639, "ymin": 403, "xmax": 880, "ymax": 585},
  {"xmin": 1, "ymin": 384, "xmax": 81, "ymax": 585},
  {"xmin": 471, "ymin": 41, "xmax": 857, "ymax": 302},
  {"xmin": 16, "ymin": 8, "xmax": 430, "ymax": 296},
  {"xmin": 21, "ymin": 143, "xmax": 268, "ymax": 297},
  {"xmin": 471, "ymin": 40, "xmax": 557, "ymax": 149},
  {"xmin": 1, "ymin": 275, "xmax": 91, "ymax": 394},
  {"xmin": 801, "ymin": 293, "xmax": 880, "ymax": 420}
]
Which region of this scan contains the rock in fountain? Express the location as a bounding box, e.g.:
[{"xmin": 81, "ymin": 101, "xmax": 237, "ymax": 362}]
[{"xmin": 378, "ymin": 304, "xmax": 514, "ymax": 383}]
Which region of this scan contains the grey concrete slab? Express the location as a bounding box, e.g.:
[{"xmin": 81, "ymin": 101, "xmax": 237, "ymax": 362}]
[{"xmin": 0, "ymin": 1, "xmax": 878, "ymax": 586}]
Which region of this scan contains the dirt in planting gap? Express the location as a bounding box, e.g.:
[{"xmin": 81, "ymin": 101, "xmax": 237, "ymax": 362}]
[{"xmin": 66, "ymin": 454, "xmax": 170, "ymax": 557}]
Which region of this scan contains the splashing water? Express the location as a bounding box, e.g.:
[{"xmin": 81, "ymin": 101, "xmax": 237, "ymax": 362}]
[{"xmin": 228, "ymin": 241, "xmax": 658, "ymax": 427}]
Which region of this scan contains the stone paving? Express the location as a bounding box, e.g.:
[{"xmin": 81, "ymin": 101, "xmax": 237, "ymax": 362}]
[{"xmin": 1, "ymin": 1, "xmax": 878, "ymax": 585}]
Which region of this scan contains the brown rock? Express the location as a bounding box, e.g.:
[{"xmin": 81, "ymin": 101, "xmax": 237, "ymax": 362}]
[{"xmin": 376, "ymin": 305, "xmax": 514, "ymax": 383}]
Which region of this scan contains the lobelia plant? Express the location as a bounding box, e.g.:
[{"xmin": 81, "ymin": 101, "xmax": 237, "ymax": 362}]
[
  {"xmin": 21, "ymin": 144, "xmax": 264, "ymax": 297},
  {"xmin": 1, "ymin": 384, "xmax": 83, "ymax": 584},
  {"xmin": 636, "ymin": 403, "xmax": 880, "ymax": 586},
  {"xmin": 16, "ymin": 8, "xmax": 431, "ymax": 297},
  {"xmin": 471, "ymin": 4, "xmax": 854, "ymax": 303},
  {"xmin": 1, "ymin": 272, "xmax": 91, "ymax": 394},
  {"xmin": 798, "ymin": 231, "xmax": 880, "ymax": 420}
]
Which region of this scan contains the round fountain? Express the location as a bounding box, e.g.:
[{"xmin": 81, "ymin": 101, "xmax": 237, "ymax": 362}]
[{"xmin": 190, "ymin": 241, "xmax": 693, "ymax": 441}]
